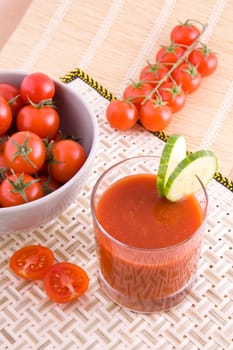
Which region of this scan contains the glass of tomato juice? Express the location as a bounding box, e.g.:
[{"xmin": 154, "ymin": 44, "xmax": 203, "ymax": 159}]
[{"xmin": 91, "ymin": 156, "xmax": 208, "ymax": 313}]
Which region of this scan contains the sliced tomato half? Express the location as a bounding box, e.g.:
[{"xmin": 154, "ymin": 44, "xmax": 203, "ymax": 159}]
[
  {"xmin": 43, "ymin": 262, "xmax": 89, "ymax": 303},
  {"xmin": 9, "ymin": 245, "xmax": 54, "ymax": 280}
]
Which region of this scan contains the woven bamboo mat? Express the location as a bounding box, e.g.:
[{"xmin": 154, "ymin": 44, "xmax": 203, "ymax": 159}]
[
  {"xmin": 0, "ymin": 75, "xmax": 233, "ymax": 350},
  {"xmin": 0, "ymin": 1, "xmax": 233, "ymax": 349}
]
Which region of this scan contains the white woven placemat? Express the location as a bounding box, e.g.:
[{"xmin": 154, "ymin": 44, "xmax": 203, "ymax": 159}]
[{"xmin": 0, "ymin": 76, "xmax": 233, "ymax": 350}]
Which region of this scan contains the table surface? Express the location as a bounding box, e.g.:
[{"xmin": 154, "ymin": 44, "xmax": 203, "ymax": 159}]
[{"xmin": 0, "ymin": 1, "xmax": 233, "ymax": 350}]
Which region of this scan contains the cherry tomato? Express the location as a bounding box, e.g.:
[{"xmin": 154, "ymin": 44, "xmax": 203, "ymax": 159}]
[
  {"xmin": 156, "ymin": 43, "xmax": 184, "ymax": 64},
  {"xmin": 0, "ymin": 83, "xmax": 25, "ymax": 115},
  {"xmin": 39, "ymin": 175, "xmax": 60, "ymax": 195},
  {"xmin": 17, "ymin": 105, "xmax": 60, "ymax": 140},
  {"xmin": 188, "ymin": 45, "xmax": 218, "ymax": 77},
  {"xmin": 170, "ymin": 20, "xmax": 200, "ymax": 46},
  {"xmin": 20, "ymin": 72, "xmax": 55, "ymax": 104},
  {"xmin": 4, "ymin": 131, "xmax": 46, "ymax": 174},
  {"xmin": 43, "ymin": 262, "xmax": 89, "ymax": 303},
  {"xmin": 123, "ymin": 81, "xmax": 154, "ymax": 108},
  {"xmin": 0, "ymin": 173, "xmax": 44, "ymax": 207},
  {"xmin": 9, "ymin": 245, "xmax": 54, "ymax": 280},
  {"xmin": 158, "ymin": 81, "xmax": 186, "ymax": 113},
  {"xmin": 139, "ymin": 99, "xmax": 172, "ymax": 131},
  {"xmin": 49, "ymin": 140, "xmax": 87, "ymax": 184},
  {"xmin": 139, "ymin": 63, "xmax": 169, "ymax": 86},
  {"xmin": 106, "ymin": 100, "xmax": 139, "ymax": 131},
  {"xmin": 172, "ymin": 62, "xmax": 202, "ymax": 94},
  {"xmin": 0, "ymin": 134, "xmax": 8, "ymax": 152},
  {"xmin": 0, "ymin": 152, "xmax": 10, "ymax": 183},
  {"xmin": 0, "ymin": 96, "xmax": 13, "ymax": 134}
]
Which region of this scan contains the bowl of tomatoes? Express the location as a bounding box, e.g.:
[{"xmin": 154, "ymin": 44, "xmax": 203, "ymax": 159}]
[{"xmin": 0, "ymin": 71, "xmax": 98, "ymax": 234}]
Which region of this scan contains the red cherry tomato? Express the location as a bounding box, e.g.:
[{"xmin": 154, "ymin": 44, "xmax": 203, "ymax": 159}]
[
  {"xmin": 139, "ymin": 63, "xmax": 169, "ymax": 86},
  {"xmin": 123, "ymin": 81, "xmax": 154, "ymax": 108},
  {"xmin": 49, "ymin": 139, "xmax": 87, "ymax": 184},
  {"xmin": 170, "ymin": 20, "xmax": 200, "ymax": 46},
  {"xmin": 172, "ymin": 62, "xmax": 202, "ymax": 94},
  {"xmin": 0, "ymin": 96, "xmax": 13, "ymax": 134},
  {"xmin": 20, "ymin": 72, "xmax": 55, "ymax": 104},
  {"xmin": 43, "ymin": 262, "xmax": 89, "ymax": 303},
  {"xmin": 106, "ymin": 100, "xmax": 139, "ymax": 131},
  {"xmin": 39, "ymin": 175, "xmax": 61, "ymax": 195},
  {"xmin": 4, "ymin": 131, "xmax": 46, "ymax": 174},
  {"xmin": 139, "ymin": 99, "xmax": 172, "ymax": 132},
  {"xmin": 0, "ymin": 173, "xmax": 44, "ymax": 207},
  {"xmin": 188, "ymin": 45, "xmax": 218, "ymax": 77},
  {"xmin": 9, "ymin": 245, "xmax": 54, "ymax": 280},
  {"xmin": 17, "ymin": 104, "xmax": 60, "ymax": 140},
  {"xmin": 0, "ymin": 83, "xmax": 25, "ymax": 114},
  {"xmin": 158, "ymin": 81, "xmax": 186, "ymax": 113},
  {"xmin": 156, "ymin": 43, "xmax": 184, "ymax": 64}
]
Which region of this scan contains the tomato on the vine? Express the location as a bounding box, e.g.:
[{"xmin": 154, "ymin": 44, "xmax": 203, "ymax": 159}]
[
  {"xmin": 20, "ymin": 72, "xmax": 55, "ymax": 104},
  {"xmin": 158, "ymin": 81, "xmax": 186, "ymax": 113},
  {"xmin": 17, "ymin": 104, "xmax": 60, "ymax": 140},
  {"xmin": 139, "ymin": 98, "xmax": 172, "ymax": 131},
  {"xmin": 170, "ymin": 20, "xmax": 200, "ymax": 46},
  {"xmin": 123, "ymin": 81, "xmax": 154, "ymax": 108},
  {"xmin": 0, "ymin": 173, "xmax": 44, "ymax": 207},
  {"xmin": 156, "ymin": 43, "xmax": 184, "ymax": 64},
  {"xmin": 4, "ymin": 131, "xmax": 46, "ymax": 174},
  {"xmin": 106, "ymin": 99, "xmax": 139, "ymax": 131},
  {"xmin": 139, "ymin": 63, "xmax": 169, "ymax": 86},
  {"xmin": 43, "ymin": 262, "xmax": 89, "ymax": 303},
  {"xmin": 0, "ymin": 96, "xmax": 13, "ymax": 135},
  {"xmin": 0, "ymin": 83, "xmax": 25, "ymax": 114},
  {"xmin": 188, "ymin": 45, "xmax": 218, "ymax": 77},
  {"xmin": 172, "ymin": 62, "xmax": 202, "ymax": 94},
  {"xmin": 9, "ymin": 245, "xmax": 54, "ymax": 280},
  {"xmin": 49, "ymin": 139, "xmax": 87, "ymax": 184}
]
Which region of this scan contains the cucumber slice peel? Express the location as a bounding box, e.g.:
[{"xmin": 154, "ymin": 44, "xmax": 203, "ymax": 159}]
[
  {"xmin": 157, "ymin": 134, "xmax": 186, "ymax": 196},
  {"xmin": 164, "ymin": 150, "xmax": 218, "ymax": 202}
]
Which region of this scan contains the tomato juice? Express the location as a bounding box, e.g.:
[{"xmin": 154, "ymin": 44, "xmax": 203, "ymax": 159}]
[{"xmin": 91, "ymin": 157, "xmax": 207, "ymax": 312}]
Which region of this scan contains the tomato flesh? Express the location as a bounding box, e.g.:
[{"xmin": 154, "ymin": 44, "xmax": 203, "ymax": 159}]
[
  {"xmin": 44, "ymin": 262, "xmax": 89, "ymax": 303},
  {"xmin": 9, "ymin": 245, "xmax": 54, "ymax": 280}
]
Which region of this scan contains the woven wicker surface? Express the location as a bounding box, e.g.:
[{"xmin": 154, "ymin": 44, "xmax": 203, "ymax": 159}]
[
  {"xmin": 0, "ymin": 1, "xmax": 233, "ymax": 349},
  {"xmin": 0, "ymin": 77, "xmax": 233, "ymax": 350}
]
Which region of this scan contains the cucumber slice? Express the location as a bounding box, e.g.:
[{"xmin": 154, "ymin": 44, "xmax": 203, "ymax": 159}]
[
  {"xmin": 164, "ymin": 150, "xmax": 217, "ymax": 202},
  {"xmin": 157, "ymin": 134, "xmax": 186, "ymax": 196}
]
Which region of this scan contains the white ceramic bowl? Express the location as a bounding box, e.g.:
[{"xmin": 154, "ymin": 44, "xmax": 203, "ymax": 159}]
[{"xmin": 0, "ymin": 71, "xmax": 98, "ymax": 234}]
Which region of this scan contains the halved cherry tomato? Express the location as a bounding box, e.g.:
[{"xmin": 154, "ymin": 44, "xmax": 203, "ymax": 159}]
[
  {"xmin": 106, "ymin": 99, "xmax": 139, "ymax": 131},
  {"xmin": 156, "ymin": 43, "xmax": 184, "ymax": 64},
  {"xmin": 9, "ymin": 245, "xmax": 54, "ymax": 280},
  {"xmin": 139, "ymin": 98, "xmax": 172, "ymax": 131},
  {"xmin": 43, "ymin": 262, "xmax": 89, "ymax": 303},
  {"xmin": 172, "ymin": 62, "xmax": 202, "ymax": 94},
  {"xmin": 20, "ymin": 72, "xmax": 55, "ymax": 104},
  {"xmin": 123, "ymin": 81, "xmax": 154, "ymax": 108},
  {"xmin": 158, "ymin": 81, "xmax": 186, "ymax": 113},
  {"xmin": 49, "ymin": 139, "xmax": 87, "ymax": 184},
  {"xmin": 170, "ymin": 20, "xmax": 200, "ymax": 46},
  {"xmin": 188, "ymin": 45, "xmax": 218, "ymax": 77},
  {"xmin": 4, "ymin": 131, "xmax": 46, "ymax": 174}
]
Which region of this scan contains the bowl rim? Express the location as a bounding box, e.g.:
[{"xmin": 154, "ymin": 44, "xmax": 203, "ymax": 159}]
[{"xmin": 0, "ymin": 70, "xmax": 98, "ymax": 213}]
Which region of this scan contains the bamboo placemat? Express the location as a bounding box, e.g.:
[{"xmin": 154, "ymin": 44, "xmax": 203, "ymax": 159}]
[{"xmin": 0, "ymin": 74, "xmax": 233, "ymax": 350}]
